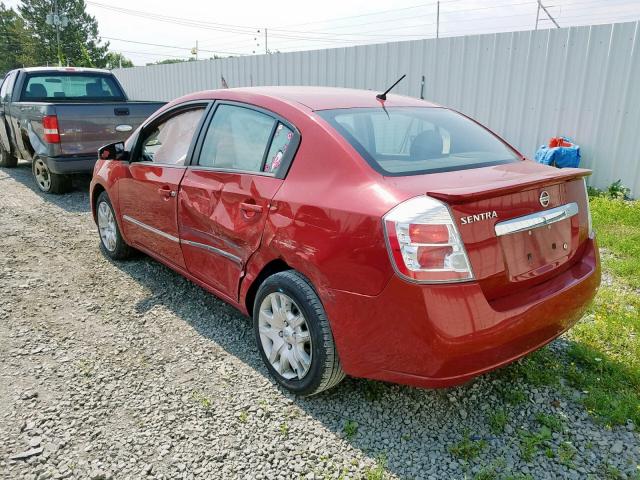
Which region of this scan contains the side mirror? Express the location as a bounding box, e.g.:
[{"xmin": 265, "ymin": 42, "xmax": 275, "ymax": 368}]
[{"xmin": 98, "ymin": 141, "xmax": 128, "ymax": 161}]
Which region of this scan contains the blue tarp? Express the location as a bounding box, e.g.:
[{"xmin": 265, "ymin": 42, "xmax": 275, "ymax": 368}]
[{"xmin": 534, "ymin": 137, "xmax": 581, "ymax": 168}]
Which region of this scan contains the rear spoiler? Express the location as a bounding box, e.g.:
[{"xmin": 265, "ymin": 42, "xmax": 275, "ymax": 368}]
[{"xmin": 427, "ymin": 168, "xmax": 591, "ymax": 204}]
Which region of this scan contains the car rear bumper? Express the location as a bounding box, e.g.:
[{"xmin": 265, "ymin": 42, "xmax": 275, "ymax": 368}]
[
  {"xmin": 323, "ymin": 236, "xmax": 600, "ymax": 388},
  {"xmin": 44, "ymin": 155, "xmax": 97, "ymax": 174}
]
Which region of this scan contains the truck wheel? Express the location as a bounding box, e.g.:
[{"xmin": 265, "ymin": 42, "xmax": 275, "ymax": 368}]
[
  {"xmin": 253, "ymin": 270, "xmax": 345, "ymax": 396},
  {"xmin": 96, "ymin": 191, "xmax": 132, "ymax": 260},
  {"xmin": 32, "ymin": 157, "xmax": 71, "ymax": 194},
  {"xmin": 0, "ymin": 144, "xmax": 17, "ymax": 168}
]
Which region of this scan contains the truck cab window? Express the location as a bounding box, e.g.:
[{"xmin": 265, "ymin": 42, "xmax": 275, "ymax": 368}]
[{"xmin": 21, "ymin": 73, "xmax": 126, "ymax": 101}]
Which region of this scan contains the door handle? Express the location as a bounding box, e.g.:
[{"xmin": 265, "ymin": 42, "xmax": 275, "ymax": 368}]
[
  {"xmin": 239, "ymin": 202, "xmax": 263, "ymax": 216},
  {"xmin": 158, "ymin": 186, "xmax": 176, "ymax": 198}
]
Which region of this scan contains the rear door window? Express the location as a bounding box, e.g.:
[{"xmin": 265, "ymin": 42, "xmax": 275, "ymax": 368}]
[
  {"xmin": 198, "ymin": 104, "xmax": 276, "ymax": 173},
  {"xmin": 318, "ymin": 107, "xmax": 518, "ymax": 175},
  {"xmin": 21, "ymin": 73, "xmax": 125, "ymax": 101}
]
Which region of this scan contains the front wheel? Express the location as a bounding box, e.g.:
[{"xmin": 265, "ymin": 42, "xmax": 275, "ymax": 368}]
[
  {"xmin": 253, "ymin": 271, "xmax": 345, "ymax": 396},
  {"xmin": 32, "ymin": 157, "xmax": 71, "ymax": 194},
  {"xmin": 96, "ymin": 191, "xmax": 132, "ymax": 260}
]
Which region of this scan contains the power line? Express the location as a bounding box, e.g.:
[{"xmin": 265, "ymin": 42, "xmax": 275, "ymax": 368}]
[
  {"xmin": 273, "ymin": 0, "xmax": 466, "ymax": 28},
  {"xmin": 87, "ymin": 1, "xmax": 259, "ymax": 35},
  {"xmin": 85, "ymin": 0, "xmax": 640, "ymax": 60},
  {"xmin": 101, "ymin": 36, "xmax": 245, "ymax": 56},
  {"xmin": 271, "ymin": 0, "xmax": 538, "ymax": 34},
  {"xmin": 116, "ymin": 49, "xmax": 192, "ymax": 59},
  {"xmin": 266, "ymin": 0, "xmax": 638, "ymax": 48}
]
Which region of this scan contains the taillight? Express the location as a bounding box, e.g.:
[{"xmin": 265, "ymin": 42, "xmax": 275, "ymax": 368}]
[
  {"xmin": 43, "ymin": 115, "xmax": 61, "ymax": 143},
  {"xmin": 383, "ymin": 195, "xmax": 474, "ymax": 283}
]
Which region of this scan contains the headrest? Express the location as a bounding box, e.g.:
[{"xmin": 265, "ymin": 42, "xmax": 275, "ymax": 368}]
[
  {"xmin": 410, "ymin": 130, "xmax": 443, "ymax": 160},
  {"xmin": 86, "ymin": 82, "xmax": 104, "ymax": 97},
  {"xmin": 27, "ymin": 83, "xmax": 47, "ymax": 98}
]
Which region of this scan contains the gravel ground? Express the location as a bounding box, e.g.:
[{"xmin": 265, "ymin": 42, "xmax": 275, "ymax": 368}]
[{"xmin": 0, "ymin": 162, "xmax": 638, "ymax": 480}]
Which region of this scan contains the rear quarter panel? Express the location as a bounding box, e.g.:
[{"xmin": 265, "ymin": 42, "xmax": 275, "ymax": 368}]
[
  {"xmin": 242, "ymin": 110, "xmax": 402, "ymax": 303},
  {"xmin": 9, "ymin": 102, "xmax": 58, "ymax": 160}
]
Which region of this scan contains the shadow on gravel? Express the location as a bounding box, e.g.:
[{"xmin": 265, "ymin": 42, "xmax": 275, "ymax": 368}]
[
  {"xmin": 108, "ymin": 253, "xmax": 524, "ymax": 478},
  {"xmin": 107, "ymin": 253, "xmax": 640, "ymax": 478},
  {"xmin": 0, "ymin": 161, "xmax": 91, "ymax": 214}
]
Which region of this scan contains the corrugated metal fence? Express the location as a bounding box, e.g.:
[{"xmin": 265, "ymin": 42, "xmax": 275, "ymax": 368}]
[{"xmin": 114, "ymin": 21, "xmax": 640, "ymax": 195}]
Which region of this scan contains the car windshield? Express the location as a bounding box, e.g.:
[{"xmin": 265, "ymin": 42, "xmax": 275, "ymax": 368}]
[
  {"xmin": 21, "ymin": 73, "xmax": 125, "ymax": 102},
  {"xmin": 317, "ymin": 107, "xmax": 519, "ymax": 175}
]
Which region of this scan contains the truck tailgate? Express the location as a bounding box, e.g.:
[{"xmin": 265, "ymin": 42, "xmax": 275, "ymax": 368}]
[{"xmin": 54, "ymin": 102, "xmax": 162, "ymax": 156}]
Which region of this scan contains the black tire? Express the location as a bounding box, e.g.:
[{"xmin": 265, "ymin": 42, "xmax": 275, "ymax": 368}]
[
  {"xmin": 32, "ymin": 157, "xmax": 71, "ymax": 194},
  {"xmin": 253, "ymin": 270, "xmax": 345, "ymax": 396},
  {"xmin": 0, "ymin": 144, "xmax": 17, "ymax": 168},
  {"xmin": 96, "ymin": 191, "xmax": 133, "ymax": 260}
]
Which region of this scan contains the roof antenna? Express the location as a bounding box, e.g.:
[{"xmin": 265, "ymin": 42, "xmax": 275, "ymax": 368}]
[{"xmin": 376, "ymin": 74, "xmax": 406, "ymax": 101}]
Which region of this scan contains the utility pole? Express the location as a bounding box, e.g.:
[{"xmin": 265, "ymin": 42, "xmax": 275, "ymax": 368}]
[
  {"xmin": 535, "ymin": 0, "xmax": 560, "ymax": 30},
  {"xmin": 46, "ymin": 0, "xmax": 68, "ymax": 66},
  {"xmin": 265, "ymin": 28, "xmax": 268, "ymax": 54},
  {"xmin": 436, "ymin": 1, "xmax": 440, "ymax": 39},
  {"xmin": 55, "ymin": 1, "xmax": 61, "ymax": 66}
]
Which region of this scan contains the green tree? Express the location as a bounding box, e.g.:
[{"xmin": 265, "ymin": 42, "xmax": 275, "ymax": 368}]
[
  {"xmin": 104, "ymin": 51, "xmax": 133, "ymax": 69},
  {"xmin": 146, "ymin": 58, "xmax": 195, "ymax": 66},
  {"xmin": 0, "ymin": 2, "xmax": 35, "ymax": 74},
  {"xmin": 18, "ymin": 0, "xmax": 108, "ymax": 67}
]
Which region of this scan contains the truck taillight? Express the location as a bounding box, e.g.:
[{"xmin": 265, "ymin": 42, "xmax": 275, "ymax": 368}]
[
  {"xmin": 43, "ymin": 115, "xmax": 60, "ymax": 143},
  {"xmin": 383, "ymin": 196, "xmax": 474, "ymax": 283}
]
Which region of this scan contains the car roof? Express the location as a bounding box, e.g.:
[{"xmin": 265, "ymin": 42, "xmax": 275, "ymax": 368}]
[
  {"xmin": 20, "ymin": 66, "xmax": 112, "ymax": 74},
  {"xmin": 185, "ymin": 86, "xmax": 439, "ymax": 111}
]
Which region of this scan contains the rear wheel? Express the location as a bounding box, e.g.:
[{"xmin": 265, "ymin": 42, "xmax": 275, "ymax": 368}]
[
  {"xmin": 253, "ymin": 271, "xmax": 345, "ymax": 396},
  {"xmin": 96, "ymin": 191, "xmax": 132, "ymax": 260},
  {"xmin": 32, "ymin": 157, "xmax": 71, "ymax": 194},
  {"xmin": 0, "ymin": 144, "xmax": 17, "ymax": 168}
]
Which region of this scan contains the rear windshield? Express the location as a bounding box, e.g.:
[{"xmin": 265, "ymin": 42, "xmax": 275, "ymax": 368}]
[
  {"xmin": 21, "ymin": 73, "xmax": 125, "ymax": 102},
  {"xmin": 318, "ymin": 107, "xmax": 519, "ymax": 175}
]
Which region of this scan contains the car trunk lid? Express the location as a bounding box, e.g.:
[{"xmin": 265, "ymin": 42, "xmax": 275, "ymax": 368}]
[{"xmin": 384, "ymin": 161, "xmax": 592, "ymax": 300}]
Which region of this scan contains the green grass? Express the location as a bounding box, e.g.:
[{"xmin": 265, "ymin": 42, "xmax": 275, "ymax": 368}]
[
  {"xmin": 343, "ymin": 420, "xmax": 359, "ymax": 439},
  {"xmin": 557, "ymin": 442, "xmax": 577, "ymax": 467},
  {"xmin": 364, "ymin": 454, "xmax": 387, "ymax": 480},
  {"xmin": 589, "ymin": 195, "xmax": 640, "ymax": 288},
  {"xmin": 519, "ymin": 427, "xmax": 552, "ymax": 462},
  {"xmin": 449, "ymin": 432, "xmax": 487, "ymax": 462},
  {"xmin": 566, "ymin": 196, "xmax": 640, "ymax": 426},
  {"xmin": 534, "ymin": 412, "xmax": 565, "ymax": 433},
  {"xmin": 489, "ymin": 409, "xmax": 508, "ymax": 434},
  {"xmin": 504, "ymin": 195, "xmax": 640, "ymax": 428}
]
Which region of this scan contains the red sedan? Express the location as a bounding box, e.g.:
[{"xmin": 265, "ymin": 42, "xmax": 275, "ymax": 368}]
[{"xmin": 90, "ymin": 87, "xmax": 600, "ymax": 396}]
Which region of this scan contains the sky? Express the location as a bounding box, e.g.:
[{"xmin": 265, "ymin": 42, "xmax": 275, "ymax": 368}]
[{"xmin": 6, "ymin": 0, "xmax": 640, "ymax": 65}]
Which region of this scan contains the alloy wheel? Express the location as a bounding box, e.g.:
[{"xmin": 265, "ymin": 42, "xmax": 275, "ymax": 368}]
[
  {"xmin": 258, "ymin": 292, "xmax": 313, "ymax": 380},
  {"xmin": 33, "ymin": 158, "xmax": 51, "ymax": 191},
  {"xmin": 97, "ymin": 201, "xmax": 118, "ymax": 252}
]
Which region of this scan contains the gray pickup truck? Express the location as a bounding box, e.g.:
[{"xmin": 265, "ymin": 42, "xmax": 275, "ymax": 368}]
[{"xmin": 0, "ymin": 67, "xmax": 164, "ymax": 193}]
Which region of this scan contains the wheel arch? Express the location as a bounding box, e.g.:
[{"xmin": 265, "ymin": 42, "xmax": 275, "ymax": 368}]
[
  {"xmin": 91, "ymin": 182, "xmax": 106, "ymax": 223},
  {"xmin": 243, "ymin": 257, "xmax": 292, "ymax": 317}
]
